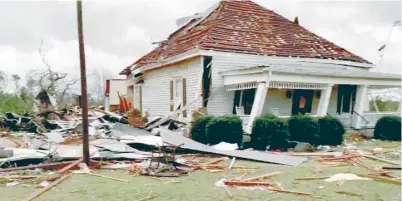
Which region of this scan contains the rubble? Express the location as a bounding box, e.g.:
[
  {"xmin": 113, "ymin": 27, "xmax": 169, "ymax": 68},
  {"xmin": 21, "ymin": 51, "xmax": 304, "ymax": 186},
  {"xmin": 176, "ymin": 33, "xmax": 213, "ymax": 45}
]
[{"xmin": 0, "ymin": 105, "xmax": 401, "ymax": 201}]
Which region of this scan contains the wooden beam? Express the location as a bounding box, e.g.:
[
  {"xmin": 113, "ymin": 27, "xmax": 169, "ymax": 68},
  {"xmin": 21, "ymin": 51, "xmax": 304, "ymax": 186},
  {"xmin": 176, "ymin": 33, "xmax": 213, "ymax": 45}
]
[
  {"xmin": 266, "ymin": 187, "xmax": 314, "ymax": 196},
  {"xmin": 224, "ymin": 180, "xmax": 273, "ymax": 187},
  {"xmin": 23, "ymin": 174, "xmax": 70, "ymax": 201},
  {"xmin": 363, "ymin": 155, "xmax": 400, "ymax": 165},
  {"xmin": 241, "ymin": 171, "xmax": 283, "ymax": 182},
  {"xmin": 57, "ymin": 158, "xmax": 83, "ymax": 174}
]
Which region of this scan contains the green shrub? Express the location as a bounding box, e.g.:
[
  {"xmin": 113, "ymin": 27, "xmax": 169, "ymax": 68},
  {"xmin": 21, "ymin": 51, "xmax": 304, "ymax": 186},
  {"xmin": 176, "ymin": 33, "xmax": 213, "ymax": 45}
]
[
  {"xmin": 288, "ymin": 115, "xmax": 320, "ymax": 144},
  {"xmin": 190, "ymin": 116, "xmax": 213, "ymax": 144},
  {"xmin": 317, "ymin": 116, "xmax": 345, "ymax": 145},
  {"xmin": 251, "ymin": 116, "xmax": 289, "ymax": 150},
  {"xmin": 206, "ymin": 116, "xmax": 243, "ymax": 145},
  {"xmin": 374, "ymin": 115, "xmax": 401, "ymax": 141},
  {"xmin": 260, "ymin": 113, "xmax": 280, "ymax": 120}
]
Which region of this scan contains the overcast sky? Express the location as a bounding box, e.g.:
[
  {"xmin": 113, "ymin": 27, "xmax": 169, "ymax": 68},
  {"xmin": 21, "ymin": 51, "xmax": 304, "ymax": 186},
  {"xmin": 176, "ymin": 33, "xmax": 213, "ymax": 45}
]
[{"xmin": 0, "ymin": 0, "xmax": 400, "ymax": 90}]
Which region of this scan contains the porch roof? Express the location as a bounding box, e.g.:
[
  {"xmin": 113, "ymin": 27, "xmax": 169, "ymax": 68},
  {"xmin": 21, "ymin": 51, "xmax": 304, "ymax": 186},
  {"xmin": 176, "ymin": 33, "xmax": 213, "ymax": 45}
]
[
  {"xmin": 220, "ymin": 65, "xmax": 401, "ymax": 87},
  {"xmin": 220, "ymin": 65, "xmax": 401, "ymax": 79}
]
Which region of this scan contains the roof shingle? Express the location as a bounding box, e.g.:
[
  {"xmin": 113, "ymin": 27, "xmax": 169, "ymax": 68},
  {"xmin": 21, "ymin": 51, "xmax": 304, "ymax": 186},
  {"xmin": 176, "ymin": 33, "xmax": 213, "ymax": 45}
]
[{"xmin": 132, "ymin": 0, "xmax": 370, "ymax": 68}]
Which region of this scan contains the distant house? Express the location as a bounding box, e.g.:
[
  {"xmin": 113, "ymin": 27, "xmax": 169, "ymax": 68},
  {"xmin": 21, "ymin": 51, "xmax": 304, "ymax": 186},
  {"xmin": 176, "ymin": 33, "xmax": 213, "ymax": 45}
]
[
  {"xmin": 122, "ymin": 0, "xmax": 401, "ymax": 133},
  {"xmin": 104, "ymin": 79, "xmax": 128, "ymax": 112}
]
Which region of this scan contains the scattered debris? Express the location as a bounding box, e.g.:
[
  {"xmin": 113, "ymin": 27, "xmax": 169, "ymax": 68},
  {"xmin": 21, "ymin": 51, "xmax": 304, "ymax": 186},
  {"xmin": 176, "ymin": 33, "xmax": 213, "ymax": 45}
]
[{"xmin": 324, "ymin": 173, "xmax": 372, "ymax": 182}]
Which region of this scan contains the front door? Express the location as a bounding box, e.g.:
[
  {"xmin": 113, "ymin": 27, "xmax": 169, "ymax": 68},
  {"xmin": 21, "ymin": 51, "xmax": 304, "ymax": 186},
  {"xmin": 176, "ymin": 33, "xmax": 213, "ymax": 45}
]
[{"xmin": 292, "ymin": 89, "xmax": 314, "ymax": 115}]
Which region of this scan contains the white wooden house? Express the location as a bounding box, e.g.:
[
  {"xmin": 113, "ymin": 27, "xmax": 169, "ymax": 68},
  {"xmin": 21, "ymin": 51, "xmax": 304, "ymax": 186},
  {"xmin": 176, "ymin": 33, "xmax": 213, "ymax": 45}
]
[{"xmin": 123, "ymin": 0, "xmax": 401, "ymax": 133}]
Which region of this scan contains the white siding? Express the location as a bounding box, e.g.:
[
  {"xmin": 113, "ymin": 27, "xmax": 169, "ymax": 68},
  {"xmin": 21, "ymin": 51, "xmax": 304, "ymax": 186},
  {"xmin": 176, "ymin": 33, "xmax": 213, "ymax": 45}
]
[
  {"xmin": 207, "ymin": 53, "xmax": 362, "ymax": 116},
  {"xmin": 261, "ymin": 89, "xmax": 292, "ymax": 116},
  {"xmin": 142, "ymin": 57, "xmax": 203, "ymax": 119},
  {"xmin": 109, "ymin": 80, "xmax": 127, "ymax": 105}
]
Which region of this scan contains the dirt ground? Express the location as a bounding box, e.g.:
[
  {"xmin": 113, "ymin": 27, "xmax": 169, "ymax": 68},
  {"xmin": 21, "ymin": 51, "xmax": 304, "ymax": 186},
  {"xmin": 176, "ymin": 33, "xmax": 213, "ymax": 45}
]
[{"xmin": 1, "ymin": 139, "xmax": 401, "ymax": 201}]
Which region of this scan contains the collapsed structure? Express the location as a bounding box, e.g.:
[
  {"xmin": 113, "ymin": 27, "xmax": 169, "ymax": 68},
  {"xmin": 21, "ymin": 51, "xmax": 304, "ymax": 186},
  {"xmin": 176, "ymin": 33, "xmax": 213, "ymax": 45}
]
[{"xmin": 117, "ymin": 0, "xmax": 401, "ymax": 134}]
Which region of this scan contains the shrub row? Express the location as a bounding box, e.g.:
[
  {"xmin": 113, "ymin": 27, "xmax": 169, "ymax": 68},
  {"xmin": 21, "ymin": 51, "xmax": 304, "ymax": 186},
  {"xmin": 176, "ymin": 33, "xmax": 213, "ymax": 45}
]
[
  {"xmin": 251, "ymin": 114, "xmax": 346, "ymax": 150},
  {"xmin": 190, "ymin": 115, "xmax": 243, "ymax": 145},
  {"xmin": 374, "ymin": 115, "xmax": 401, "ymax": 141}
]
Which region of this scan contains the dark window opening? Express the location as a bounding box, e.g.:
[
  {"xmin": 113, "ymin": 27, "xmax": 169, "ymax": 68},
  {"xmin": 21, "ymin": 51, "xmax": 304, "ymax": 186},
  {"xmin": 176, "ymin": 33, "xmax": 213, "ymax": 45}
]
[
  {"xmin": 202, "ymin": 56, "xmax": 212, "ymax": 107},
  {"xmin": 232, "ymin": 88, "xmax": 256, "ymax": 115},
  {"xmin": 336, "ymin": 85, "xmax": 357, "ymax": 114}
]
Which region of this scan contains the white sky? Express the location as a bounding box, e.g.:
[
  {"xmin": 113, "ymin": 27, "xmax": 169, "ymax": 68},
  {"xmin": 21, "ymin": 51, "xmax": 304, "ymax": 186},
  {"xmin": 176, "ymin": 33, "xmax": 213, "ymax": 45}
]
[{"xmin": 0, "ymin": 0, "xmax": 401, "ymax": 92}]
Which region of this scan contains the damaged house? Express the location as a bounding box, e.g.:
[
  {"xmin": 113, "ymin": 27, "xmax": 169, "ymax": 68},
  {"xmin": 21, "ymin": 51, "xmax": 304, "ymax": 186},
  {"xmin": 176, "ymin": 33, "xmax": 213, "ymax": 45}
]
[{"xmin": 121, "ymin": 0, "xmax": 401, "ymax": 133}]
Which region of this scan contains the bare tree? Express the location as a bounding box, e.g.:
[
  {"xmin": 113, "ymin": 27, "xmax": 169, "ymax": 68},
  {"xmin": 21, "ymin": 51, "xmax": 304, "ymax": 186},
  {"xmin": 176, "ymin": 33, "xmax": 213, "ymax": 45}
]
[{"xmin": 30, "ymin": 40, "xmax": 82, "ymax": 107}]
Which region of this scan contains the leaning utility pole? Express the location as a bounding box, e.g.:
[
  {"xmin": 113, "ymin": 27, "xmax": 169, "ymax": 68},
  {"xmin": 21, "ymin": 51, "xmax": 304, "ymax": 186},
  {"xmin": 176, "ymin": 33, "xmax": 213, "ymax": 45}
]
[{"xmin": 76, "ymin": 0, "xmax": 90, "ymax": 165}]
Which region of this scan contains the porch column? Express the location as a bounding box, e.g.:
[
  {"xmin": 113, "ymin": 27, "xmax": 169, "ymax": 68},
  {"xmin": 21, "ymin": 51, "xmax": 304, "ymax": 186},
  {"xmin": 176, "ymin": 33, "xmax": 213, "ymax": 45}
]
[
  {"xmin": 246, "ymin": 82, "xmax": 269, "ymax": 133},
  {"xmin": 351, "ymin": 85, "xmax": 368, "ymax": 129},
  {"xmin": 317, "ymin": 84, "xmax": 333, "ymax": 116}
]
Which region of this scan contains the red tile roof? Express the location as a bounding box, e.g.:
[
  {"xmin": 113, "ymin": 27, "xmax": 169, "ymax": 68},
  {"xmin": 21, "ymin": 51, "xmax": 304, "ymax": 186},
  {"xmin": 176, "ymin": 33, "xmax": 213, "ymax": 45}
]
[{"xmin": 131, "ymin": 0, "xmax": 369, "ymax": 68}]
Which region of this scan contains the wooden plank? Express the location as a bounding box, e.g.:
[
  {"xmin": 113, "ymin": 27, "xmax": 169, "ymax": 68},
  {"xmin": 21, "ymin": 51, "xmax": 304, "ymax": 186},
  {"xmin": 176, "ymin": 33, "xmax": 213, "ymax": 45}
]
[
  {"xmin": 266, "ymin": 187, "xmax": 314, "ymax": 196},
  {"xmin": 357, "ymin": 174, "xmax": 401, "ymax": 185},
  {"xmin": 294, "ymin": 176, "xmax": 329, "ymax": 181},
  {"xmin": 241, "ymin": 171, "xmax": 283, "ymax": 182},
  {"xmin": 57, "ymin": 158, "xmax": 83, "ymax": 174},
  {"xmin": 86, "ymin": 173, "xmax": 128, "ymax": 183},
  {"xmin": 363, "ymin": 155, "xmax": 400, "ymax": 165},
  {"xmin": 224, "ymin": 180, "xmax": 273, "ymax": 187},
  {"xmin": 23, "ymin": 174, "xmax": 70, "ymax": 201}
]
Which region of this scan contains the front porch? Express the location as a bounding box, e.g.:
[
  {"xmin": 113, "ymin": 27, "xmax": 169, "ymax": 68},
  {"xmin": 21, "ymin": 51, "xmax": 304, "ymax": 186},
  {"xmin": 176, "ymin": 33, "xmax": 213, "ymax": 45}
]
[{"xmin": 220, "ymin": 65, "xmax": 401, "ymax": 133}]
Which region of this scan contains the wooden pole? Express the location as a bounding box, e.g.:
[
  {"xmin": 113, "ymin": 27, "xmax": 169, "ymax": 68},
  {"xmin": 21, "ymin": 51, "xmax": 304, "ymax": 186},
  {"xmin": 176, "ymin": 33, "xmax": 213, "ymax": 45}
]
[{"xmin": 76, "ymin": 0, "xmax": 90, "ymax": 165}]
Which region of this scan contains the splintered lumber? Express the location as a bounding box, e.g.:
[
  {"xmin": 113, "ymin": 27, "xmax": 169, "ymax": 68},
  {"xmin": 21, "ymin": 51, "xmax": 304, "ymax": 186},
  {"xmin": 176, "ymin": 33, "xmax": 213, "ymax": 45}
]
[
  {"xmin": 224, "ymin": 186, "xmax": 233, "ymax": 198},
  {"xmin": 335, "ymin": 191, "xmax": 364, "ymax": 199},
  {"xmin": 382, "ymin": 166, "xmax": 401, "ymax": 170},
  {"xmin": 0, "ymin": 161, "xmax": 74, "ymax": 173},
  {"xmin": 356, "ymin": 174, "xmax": 401, "ymax": 185},
  {"xmin": 23, "ymin": 174, "xmax": 70, "ymax": 201},
  {"xmin": 205, "ymin": 158, "xmax": 225, "ymax": 165},
  {"xmin": 241, "ymin": 171, "xmax": 283, "ymax": 182},
  {"xmin": 294, "ymin": 176, "xmax": 330, "ymax": 181},
  {"xmin": 290, "ymin": 152, "xmax": 341, "ymax": 157},
  {"xmin": 86, "ymin": 172, "xmax": 128, "ymax": 182},
  {"xmin": 224, "ymin": 180, "xmax": 273, "ymax": 187},
  {"xmin": 228, "ymin": 157, "xmax": 236, "ymax": 169},
  {"xmin": 233, "ymin": 172, "xmax": 251, "ymax": 181},
  {"xmin": 133, "ymin": 195, "xmax": 157, "ymax": 201},
  {"xmin": 350, "ymin": 159, "xmax": 391, "ymax": 177},
  {"xmin": 363, "ymin": 155, "xmax": 400, "ymax": 165},
  {"xmin": 57, "ymin": 158, "xmax": 84, "ymax": 174},
  {"xmin": 267, "ymin": 187, "xmax": 314, "ymax": 196}
]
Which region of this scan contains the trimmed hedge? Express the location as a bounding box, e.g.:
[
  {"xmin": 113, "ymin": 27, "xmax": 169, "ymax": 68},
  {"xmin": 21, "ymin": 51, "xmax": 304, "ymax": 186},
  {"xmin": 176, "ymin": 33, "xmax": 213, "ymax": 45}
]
[
  {"xmin": 288, "ymin": 115, "xmax": 320, "ymax": 144},
  {"xmin": 374, "ymin": 115, "xmax": 401, "ymax": 141},
  {"xmin": 251, "ymin": 114, "xmax": 289, "ymax": 150},
  {"xmin": 206, "ymin": 116, "xmax": 243, "ymax": 145},
  {"xmin": 190, "ymin": 116, "xmax": 213, "ymax": 144},
  {"xmin": 318, "ymin": 116, "xmax": 345, "ymax": 145}
]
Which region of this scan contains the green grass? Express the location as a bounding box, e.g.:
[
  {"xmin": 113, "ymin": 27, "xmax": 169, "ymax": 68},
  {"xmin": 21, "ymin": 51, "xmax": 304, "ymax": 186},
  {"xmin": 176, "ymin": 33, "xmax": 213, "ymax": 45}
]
[{"xmin": 1, "ymin": 140, "xmax": 401, "ymax": 201}]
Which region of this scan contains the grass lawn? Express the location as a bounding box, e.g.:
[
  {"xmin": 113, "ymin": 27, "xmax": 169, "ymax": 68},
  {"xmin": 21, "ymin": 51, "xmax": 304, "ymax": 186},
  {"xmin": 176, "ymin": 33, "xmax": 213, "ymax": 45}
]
[{"xmin": 1, "ymin": 139, "xmax": 400, "ymax": 201}]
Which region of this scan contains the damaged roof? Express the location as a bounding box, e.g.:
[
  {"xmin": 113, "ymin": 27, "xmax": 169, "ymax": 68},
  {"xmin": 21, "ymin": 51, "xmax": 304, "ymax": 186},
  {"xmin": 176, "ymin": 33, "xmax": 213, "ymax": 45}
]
[{"xmin": 131, "ymin": 0, "xmax": 370, "ymax": 68}]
